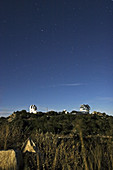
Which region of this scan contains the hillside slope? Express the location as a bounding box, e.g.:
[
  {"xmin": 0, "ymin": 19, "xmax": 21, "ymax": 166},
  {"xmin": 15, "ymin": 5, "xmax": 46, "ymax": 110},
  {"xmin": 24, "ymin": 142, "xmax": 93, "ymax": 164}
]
[{"xmin": 0, "ymin": 110, "xmax": 113, "ymax": 169}]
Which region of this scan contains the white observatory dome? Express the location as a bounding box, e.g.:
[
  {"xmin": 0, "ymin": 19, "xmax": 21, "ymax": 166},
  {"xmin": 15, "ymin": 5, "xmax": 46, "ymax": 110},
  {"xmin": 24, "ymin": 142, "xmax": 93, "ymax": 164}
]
[{"xmin": 29, "ymin": 105, "xmax": 37, "ymax": 114}]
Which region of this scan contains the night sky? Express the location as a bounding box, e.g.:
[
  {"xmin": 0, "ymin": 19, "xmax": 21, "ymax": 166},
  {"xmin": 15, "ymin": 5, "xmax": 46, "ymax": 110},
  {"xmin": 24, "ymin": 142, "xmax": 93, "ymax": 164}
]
[{"xmin": 0, "ymin": 0, "xmax": 113, "ymax": 116}]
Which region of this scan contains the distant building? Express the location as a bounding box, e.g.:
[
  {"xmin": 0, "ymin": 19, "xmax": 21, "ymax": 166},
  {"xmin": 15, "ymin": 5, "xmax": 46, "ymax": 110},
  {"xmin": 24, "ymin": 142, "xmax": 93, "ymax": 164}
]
[
  {"xmin": 92, "ymin": 111, "xmax": 106, "ymax": 116},
  {"xmin": 29, "ymin": 105, "xmax": 37, "ymax": 114},
  {"xmin": 70, "ymin": 104, "xmax": 90, "ymax": 115},
  {"xmin": 64, "ymin": 110, "xmax": 68, "ymax": 114},
  {"xmin": 71, "ymin": 110, "xmax": 86, "ymax": 115},
  {"xmin": 80, "ymin": 104, "xmax": 90, "ymax": 114},
  {"xmin": 71, "ymin": 111, "xmax": 77, "ymax": 115}
]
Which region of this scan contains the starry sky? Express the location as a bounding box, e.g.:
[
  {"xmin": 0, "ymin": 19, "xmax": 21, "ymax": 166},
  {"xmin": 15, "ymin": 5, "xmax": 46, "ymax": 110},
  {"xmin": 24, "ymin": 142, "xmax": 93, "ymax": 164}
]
[{"xmin": 0, "ymin": 0, "xmax": 113, "ymax": 116}]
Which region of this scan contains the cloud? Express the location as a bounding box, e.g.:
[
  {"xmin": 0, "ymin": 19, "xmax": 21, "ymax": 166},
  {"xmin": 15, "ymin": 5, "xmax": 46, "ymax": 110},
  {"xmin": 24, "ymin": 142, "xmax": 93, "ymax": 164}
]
[
  {"xmin": 0, "ymin": 110, "xmax": 12, "ymax": 117},
  {"xmin": 60, "ymin": 83, "xmax": 83, "ymax": 86},
  {"xmin": 97, "ymin": 97, "xmax": 113, "ymax": 102},
  {"xmin": 48, "ymin": 83, "xmax": 85, "ymax": 88},
  {"xmin": 0, "ymin": 108, "xmax": 18, "ymax": 117}
]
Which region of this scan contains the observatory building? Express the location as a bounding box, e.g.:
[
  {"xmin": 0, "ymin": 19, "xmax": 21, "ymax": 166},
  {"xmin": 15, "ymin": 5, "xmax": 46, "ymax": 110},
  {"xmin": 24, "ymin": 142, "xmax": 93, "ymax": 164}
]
[
  {"xmin": 80, "ymin": 104, "xmax": 90, "ymax": 113},
  {"xmin": 29, "ymin": 105, "xmax": 37, "ymax": 114}
]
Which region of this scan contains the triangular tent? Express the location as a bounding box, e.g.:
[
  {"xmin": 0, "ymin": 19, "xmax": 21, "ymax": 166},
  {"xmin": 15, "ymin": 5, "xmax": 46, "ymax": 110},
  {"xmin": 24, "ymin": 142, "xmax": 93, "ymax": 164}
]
[{"xmin": 22, "ymin": 138, "xmax": 37, "ymax": 153}]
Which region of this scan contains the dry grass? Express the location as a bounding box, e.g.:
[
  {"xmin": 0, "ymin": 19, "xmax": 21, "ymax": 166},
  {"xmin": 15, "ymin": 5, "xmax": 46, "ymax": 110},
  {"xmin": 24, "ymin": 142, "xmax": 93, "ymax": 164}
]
[
  {"xmin": 31, "ymin": 131, "xmax": 113, "ymax": 170},
  {"xmin": 1, "ymin": 124, "xmax": 113, "ymax": 169}
]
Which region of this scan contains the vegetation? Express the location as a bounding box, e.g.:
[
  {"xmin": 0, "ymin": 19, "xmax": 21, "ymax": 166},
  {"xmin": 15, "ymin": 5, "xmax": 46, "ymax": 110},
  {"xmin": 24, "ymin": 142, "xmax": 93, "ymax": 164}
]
[{"xmin": 0, "ymin": 110, "xmax": 113, "ymax": 169}]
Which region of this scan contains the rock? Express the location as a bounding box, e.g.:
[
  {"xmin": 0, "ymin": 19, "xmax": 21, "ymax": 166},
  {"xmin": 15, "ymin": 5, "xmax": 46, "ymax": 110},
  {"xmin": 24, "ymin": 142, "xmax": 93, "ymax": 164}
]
[
  {"xmin": 8, "ymin": 112, "xmax": 16, "ymax": 122},
  {"xmin": 0, "ymin": 149, "xmax": 23, "ymax": 170}
]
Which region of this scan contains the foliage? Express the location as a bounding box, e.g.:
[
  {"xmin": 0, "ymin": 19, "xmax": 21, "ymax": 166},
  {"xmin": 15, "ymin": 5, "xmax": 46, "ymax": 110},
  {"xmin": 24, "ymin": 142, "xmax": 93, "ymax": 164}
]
[{"xmin": 0, "ymin": 110, "xmax": 113, "ymax": 169}]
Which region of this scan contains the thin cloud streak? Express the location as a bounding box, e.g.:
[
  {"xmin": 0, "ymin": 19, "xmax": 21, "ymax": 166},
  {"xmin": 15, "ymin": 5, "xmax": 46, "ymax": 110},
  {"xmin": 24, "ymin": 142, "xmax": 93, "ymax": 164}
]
[
  {"xmin": 98, "ymin": 97, "xmax": 113, "ymax": 102},
  {"xmin": 0, "ymin": 111, "xmax": 12, "ymax": 117},
  {"xmin": 61, "ymin": 83, "xmax": 83, "ymax": 86},
  {"xmin": 47, "ymin": 83, "xmax": 85, "ymax": 88}
]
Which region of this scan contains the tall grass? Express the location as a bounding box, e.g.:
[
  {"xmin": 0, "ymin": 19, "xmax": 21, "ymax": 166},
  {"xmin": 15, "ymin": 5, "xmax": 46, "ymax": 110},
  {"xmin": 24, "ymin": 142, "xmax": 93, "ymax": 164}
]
[
  {"xmin": 77, "ymin": 125, "xmax": 88, "ymax": 170},
  {"xmin": 1, "ymin": 124, "xmax": 113, "ymax": 169},
  {"xmin": 32, "ymin": 131, "xmax": 113, "ymax": 170}
]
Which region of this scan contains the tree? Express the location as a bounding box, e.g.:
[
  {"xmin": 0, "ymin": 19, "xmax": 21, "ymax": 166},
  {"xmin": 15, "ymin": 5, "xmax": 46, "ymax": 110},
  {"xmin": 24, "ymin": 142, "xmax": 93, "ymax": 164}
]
[{"xmin": 85, "ymin": 104, "xmax": 91, "ymax": 111}]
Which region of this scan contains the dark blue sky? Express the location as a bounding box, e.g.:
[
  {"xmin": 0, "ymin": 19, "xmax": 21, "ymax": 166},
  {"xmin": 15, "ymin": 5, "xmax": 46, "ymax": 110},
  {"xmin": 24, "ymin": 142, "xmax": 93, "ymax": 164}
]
[{"xmin": 0, "ymin": 0, "xmax": 113, "ymax": 116}]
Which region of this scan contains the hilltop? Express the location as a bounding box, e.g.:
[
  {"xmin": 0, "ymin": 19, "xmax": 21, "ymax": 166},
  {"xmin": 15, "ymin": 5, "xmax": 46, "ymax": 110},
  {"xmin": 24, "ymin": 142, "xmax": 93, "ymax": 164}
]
[{"xmin": 0, "ymin": 110, "xmax": 112, "ymax": 149}]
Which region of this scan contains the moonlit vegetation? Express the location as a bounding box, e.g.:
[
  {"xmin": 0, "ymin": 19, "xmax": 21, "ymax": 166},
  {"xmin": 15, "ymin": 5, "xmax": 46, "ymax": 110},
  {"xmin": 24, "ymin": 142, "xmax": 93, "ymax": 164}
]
[{"xmin": 0, "ymin": 110, "xmax": 113, "ymax": 169}]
